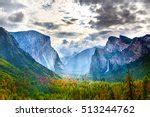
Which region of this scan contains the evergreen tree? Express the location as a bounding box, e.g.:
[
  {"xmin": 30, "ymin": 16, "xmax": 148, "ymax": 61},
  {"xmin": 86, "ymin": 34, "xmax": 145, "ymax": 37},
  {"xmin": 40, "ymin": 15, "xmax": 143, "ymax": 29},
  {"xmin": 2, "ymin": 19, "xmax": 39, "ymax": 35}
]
[
  {"xmin": 143, "ymin": 76, "xmax": 148, "ymax": 99},
  {"xmin": 108, "ymin": 87, "xmax": 115, "ymax": 100},
  {"xmin": 124, "ymin": 65, "xmax": 135, "ymax": 100}
]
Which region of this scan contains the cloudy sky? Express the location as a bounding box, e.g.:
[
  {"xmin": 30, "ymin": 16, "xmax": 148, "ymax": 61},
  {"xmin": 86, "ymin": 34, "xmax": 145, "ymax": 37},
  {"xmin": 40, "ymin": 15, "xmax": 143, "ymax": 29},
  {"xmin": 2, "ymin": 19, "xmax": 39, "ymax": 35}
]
[{"xmin": 0, "ymin": 0, "xmax": 149, "ymax": 57}]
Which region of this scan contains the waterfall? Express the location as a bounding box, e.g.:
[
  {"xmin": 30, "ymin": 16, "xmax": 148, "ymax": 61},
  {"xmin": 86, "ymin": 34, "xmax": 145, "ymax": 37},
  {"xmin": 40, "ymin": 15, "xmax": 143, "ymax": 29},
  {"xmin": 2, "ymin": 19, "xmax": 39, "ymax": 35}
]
[{"xmin": 105, "ymin": 60, "xmax": 110, "ymax": 73}]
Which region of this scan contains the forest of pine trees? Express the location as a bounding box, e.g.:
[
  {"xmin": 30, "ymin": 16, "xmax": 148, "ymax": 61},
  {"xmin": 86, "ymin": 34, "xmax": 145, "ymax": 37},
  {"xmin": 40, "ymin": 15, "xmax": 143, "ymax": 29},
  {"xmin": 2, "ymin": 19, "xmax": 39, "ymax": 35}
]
[{"xmin": 0, "ymin": 71, "xmax": 150, "ymax": 100}]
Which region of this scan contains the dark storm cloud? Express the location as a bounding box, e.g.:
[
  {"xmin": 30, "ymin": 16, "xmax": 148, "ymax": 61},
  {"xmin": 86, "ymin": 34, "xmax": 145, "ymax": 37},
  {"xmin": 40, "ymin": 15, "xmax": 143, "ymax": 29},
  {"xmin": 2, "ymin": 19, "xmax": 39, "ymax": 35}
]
[
  {"xmin": 90, "ymin": 4, "xmax": 137, "ymax": 28},
  {"xmin": 78, "ymin": 0, "xmax": 129, "ymax": 5},
  {"xmin": 78, "ymin": 0, "xmax": 149, "ymax": 29},
  {"xmin": 55, "ymin": 32, "xmax": 77, "ymax": 38},
  {"xmin": 8, "ymin": 12, "xmax": 24, "ymax": 22},
  {"xmin": 33, "ymin": 22, "xmax": 59, "ymax": 30},
  {"xmin": 78, "ymin": 0, "xmax": 150, "ymax": 5},
  {"xmin": 143, "ymin": 0, "xmax": 150, "ymax": 3},
  {"xmin": 0, "ymin": 0, "xmax": 25, "ymax": 12}
]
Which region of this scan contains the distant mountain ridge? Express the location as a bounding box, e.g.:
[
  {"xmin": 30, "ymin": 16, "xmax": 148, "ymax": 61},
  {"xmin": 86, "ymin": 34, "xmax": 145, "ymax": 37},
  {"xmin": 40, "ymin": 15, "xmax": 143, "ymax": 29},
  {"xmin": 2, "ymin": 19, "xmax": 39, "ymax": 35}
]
[
  {"xmin": 63, "ymin": 34, "xmax": 150, "ymax": 81},
  {"xmin": 63, "ymin": 35, "xmax": 133, "ymax": 76},
  {"xmin": 1, "ymin": 26, "xmax": 149, "ymax": 81},
  {"xmin": 11, "ymin": 31, "xmax": 63, "ymax": 73},
  {"xmin": 90, "ymin": 34, "xmax": 150, "ymax": 81},
  {"xmin": 63, "ymin": 47, "xmax": 96, "ymax": 75}
]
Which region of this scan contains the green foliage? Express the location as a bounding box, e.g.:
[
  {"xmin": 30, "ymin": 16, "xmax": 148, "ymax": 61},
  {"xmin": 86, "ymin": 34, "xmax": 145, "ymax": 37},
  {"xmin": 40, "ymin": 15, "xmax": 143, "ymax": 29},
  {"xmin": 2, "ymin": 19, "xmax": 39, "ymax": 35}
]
[
  {"xmin": 124, "ymin": 74, "xmax": 135, "ymax": 100},
  {"xmin": 143, "ymin": 76, "xmax": 149, "ymax": 99},
  {"xmin": 43, "ymin": 77, "xmax": 150, "ymax": 100},
  {"xmin": 0, "ymin": 58, "xmax": 150, "ymax": 100},
  {"xmin": 0, "ymin": 58, "xmax": 51, "ymax": 99}
]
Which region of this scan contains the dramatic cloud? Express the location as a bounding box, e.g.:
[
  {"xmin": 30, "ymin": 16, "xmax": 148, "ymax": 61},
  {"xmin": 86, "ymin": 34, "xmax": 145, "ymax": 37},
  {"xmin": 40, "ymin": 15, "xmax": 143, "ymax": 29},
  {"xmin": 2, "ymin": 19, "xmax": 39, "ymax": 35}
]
[
  {"xmin": 33, "ymin": 22, "xmax": 59, "ymax": 30},
  {"xmin": 143, "ymin": 0, "xmax": 150, "ymax": 3},
  {"xmin": 78, "ymin": 0, "xmax": 150, "ymax": 5},
  {"xmin": 0, "ymin": 0, "xmax": 25, "ymax": 29},
  {"xmin": 55, "ymin": 32, "xmax": 77, "ymax": 38},
  {"xmin": 90, "ymin": 4, "xmax": 138, "ymax": 28},
  {"xmin": 0, "ymin": 11, "xmax": 18, "ymax": 28},
  {"xmin": 0, "ymin": 0, "xmax": 25, "ymax": 12},
  {"xmin": 0, "ymin": 0, "xmax": 149, "ymax": 57},
  {"xmin": 8, "ymin": 12, "xmax": 24, "ymax": 22},
  {"xmin": 78, "ymin": 0, "xmax": 149, "ymax": 29}
]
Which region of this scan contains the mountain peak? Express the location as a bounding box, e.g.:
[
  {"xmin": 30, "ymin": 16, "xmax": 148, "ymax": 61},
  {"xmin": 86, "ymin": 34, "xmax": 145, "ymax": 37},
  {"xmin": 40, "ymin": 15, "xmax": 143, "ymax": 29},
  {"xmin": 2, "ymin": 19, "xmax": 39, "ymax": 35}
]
[
  {"xmin": 0, "ymin": 27, "xmax": 5, "ymax": 30},
  {"xmin": 0, "ymin": 27, "xmax": 18, "ymax": 49},
  {"xmin": 12, "ymin": 30, "xmax": 51, "ymax": 44},
  {"xmin": 0, "ymin": 27, "xmax": 58, "ymax": 77},
  {"xmin": 119, "ymin": 35, "xmax": 130, "ymax": 39},
  {"xmin": 144, "ymin": 34, "xmax": 150, "ymax": 37},
  {"xmin": 0, "ymin": 27, "xmax": 8, "ymax": 35},
  {"xmin": 119, "ymin": 35, "xmax": 132, "ymax": 44},
  {"xmin": 142, "ymin": 34, "xmax": 150, "ymax": 40},
  {"xmin": 11, "ymin": 31, "xmax": 63, "ymax": 72},
  {"xmin": 107, "ymin": 36, "xmax": 119, "ymax": 43}
]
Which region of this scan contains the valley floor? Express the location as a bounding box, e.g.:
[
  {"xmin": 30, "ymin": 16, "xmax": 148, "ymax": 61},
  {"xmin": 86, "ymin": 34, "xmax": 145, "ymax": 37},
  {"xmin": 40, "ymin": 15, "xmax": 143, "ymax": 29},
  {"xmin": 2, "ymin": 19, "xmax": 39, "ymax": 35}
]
[{"xmin": 0, "ymin": 74, "xmax": 150, "ymax": 100}]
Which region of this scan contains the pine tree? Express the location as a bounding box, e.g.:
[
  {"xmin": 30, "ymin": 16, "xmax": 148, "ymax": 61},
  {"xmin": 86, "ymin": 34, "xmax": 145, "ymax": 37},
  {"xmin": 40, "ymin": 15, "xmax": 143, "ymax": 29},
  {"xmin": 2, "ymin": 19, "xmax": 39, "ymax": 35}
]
[
  {"xmin": 124, "ymin": 65, "xmax": 135, "ymax": 100},
  {"xmin": 143, "ymin": 76, "xmax": 148, "ymax": 99},
  {"xmin": 108, "ymin": 87, "xmax": 115, "ymax": 100}
]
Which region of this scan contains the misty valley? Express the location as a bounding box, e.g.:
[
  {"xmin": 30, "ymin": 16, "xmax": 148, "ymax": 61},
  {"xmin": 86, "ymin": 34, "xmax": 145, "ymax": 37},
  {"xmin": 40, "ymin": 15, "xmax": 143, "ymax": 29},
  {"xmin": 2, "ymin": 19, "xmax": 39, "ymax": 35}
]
[{"xmin": 0, "ymin": 27, "xmax": 150, "ymax": 100}]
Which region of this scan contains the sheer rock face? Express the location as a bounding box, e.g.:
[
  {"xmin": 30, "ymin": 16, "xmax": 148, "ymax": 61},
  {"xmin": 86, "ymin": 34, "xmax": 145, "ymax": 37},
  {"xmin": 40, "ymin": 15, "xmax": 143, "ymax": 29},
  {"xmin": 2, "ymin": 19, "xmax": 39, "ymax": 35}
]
[
  {"xmin": 11, "ymin": 31, "xmax": 63, "ymax": 73},
  {"xmin": 90, "ymin": 35, "xmax": 150, "ymax": 80},
  {"xmin": 105, "ymin": 35, "xmax": 133, "ymax": 54},
  {"xmin": 62, "ymin": 35, "xmax": 150, "ymax": 79},
  {"xmin": 8, "ymin": 28, "xmax": 150, "ymax": 80},
  {"xmin": 0, "ymin": 27, "xmax": 58, "ymax": 77}
]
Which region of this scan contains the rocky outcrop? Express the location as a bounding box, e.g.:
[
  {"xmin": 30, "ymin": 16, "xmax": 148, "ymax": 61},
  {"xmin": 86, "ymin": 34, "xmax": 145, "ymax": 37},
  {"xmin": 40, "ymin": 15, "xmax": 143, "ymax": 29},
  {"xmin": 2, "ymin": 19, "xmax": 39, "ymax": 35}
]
[
  {"xmin": 90, "ymin": 35, "xmax": 150, "ymax": 81},
  {"xmin": 11, "ymin": 31, "xmax": 63, "ymax": 73}
]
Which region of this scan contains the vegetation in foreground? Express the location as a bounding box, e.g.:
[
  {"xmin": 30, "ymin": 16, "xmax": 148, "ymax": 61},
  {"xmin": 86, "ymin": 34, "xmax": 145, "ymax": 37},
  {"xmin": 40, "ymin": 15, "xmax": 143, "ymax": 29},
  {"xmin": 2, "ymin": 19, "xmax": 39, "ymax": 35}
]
[
  {"xmin": 0, "ymin": 71, "xmax": 150, "ymax": 100},
  {"xmin": 47, "ymin": 76, "xmax": 150, "ymax": 100},
  {"xmin": 1, "ymin": 55, "xmax": 149, "ymax": 100},
  {"xmin": 0, "ymin": 54, "xmax": 149, "ymax": 100}
]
